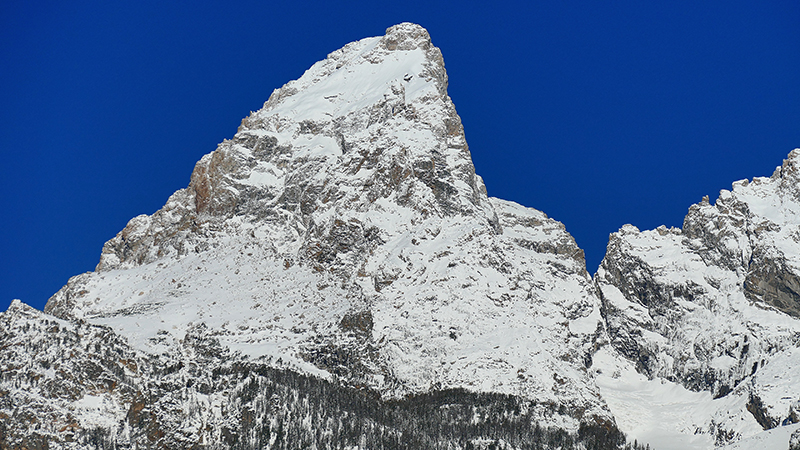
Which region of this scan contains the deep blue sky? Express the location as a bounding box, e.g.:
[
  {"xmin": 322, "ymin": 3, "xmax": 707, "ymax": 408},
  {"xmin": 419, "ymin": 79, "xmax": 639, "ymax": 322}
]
[{"xmin": 2, "ymin": 1, "xmax": 799, "ymax": 312}]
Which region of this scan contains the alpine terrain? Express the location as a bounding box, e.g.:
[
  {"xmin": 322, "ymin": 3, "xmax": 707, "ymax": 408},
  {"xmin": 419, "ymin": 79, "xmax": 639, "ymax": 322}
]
[{"xmin": 2, "ymin": 23, "xmax": 799, "ymax": 449}]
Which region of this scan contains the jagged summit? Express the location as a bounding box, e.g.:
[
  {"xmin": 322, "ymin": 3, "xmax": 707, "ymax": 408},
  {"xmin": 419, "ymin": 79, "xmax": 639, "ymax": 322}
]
[{"xmin": 81, "ymin": 22, "xmax": 495, "ymax": 278}]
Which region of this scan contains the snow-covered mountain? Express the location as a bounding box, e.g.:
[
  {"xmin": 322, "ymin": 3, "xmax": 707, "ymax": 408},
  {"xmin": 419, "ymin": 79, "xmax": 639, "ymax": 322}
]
[
  {"xmin": 594, "ymin": 150, "xmax": 800, "ymax": 448},
  {"xmin": 2, "ymin": 22, "xmax": 799, "ymax": 449}
]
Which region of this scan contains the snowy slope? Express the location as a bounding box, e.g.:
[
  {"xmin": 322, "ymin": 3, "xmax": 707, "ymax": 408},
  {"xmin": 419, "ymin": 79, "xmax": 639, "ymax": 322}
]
[
  {"xmin": 718, "ymin": 423, "xmax": 800, "ymax": 450},
  {"xmin": 42, "ymin": 23, "xmax": 612, "ymax": 433}
]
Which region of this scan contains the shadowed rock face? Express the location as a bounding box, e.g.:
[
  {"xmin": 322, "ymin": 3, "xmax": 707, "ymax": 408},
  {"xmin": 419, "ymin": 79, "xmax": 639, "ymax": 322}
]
[{"xmin": 744, "ymin": 253, "xmax": 800, "ymax": 318}]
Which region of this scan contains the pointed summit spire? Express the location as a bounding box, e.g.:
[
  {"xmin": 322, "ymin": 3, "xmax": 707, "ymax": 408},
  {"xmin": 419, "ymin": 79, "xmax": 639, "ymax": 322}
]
[{"xmin": 90, "ymin": 23, "xmax": 497, "ymax": 272}]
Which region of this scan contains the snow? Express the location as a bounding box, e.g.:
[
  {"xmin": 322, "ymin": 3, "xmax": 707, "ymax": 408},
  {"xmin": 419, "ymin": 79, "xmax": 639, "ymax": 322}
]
[
  {"xmin": 593, "ymin": 346, "xmax": 716, "ymax": 450},
  {"xmin": 594, "ymin": 344, "xmax": 800, "ymax": 450},
  {"xmin": 749, "ymin": 345, "xmax": 800, "ymax": 425},
  {"xmin": 257, "ymin": 35, "xmax": 431, "ymax": 128},
  {"xmin": 719, "ymin": 423, "xmax": 800, "ymax": 450},
  {"xmin": 78, "ymin": 241, "xmax": 356, "ymax": 379},
  {"xmin": 50, "ymin": 187, "xmax": 611, "ymax": 429},
  {"xmin": 710, "ymin": 355, "xmax": 737, "ymax": 371},
  {"xmin": 71, "ymin": 394, "xmax": 124, "ymax": 429},
  {"xmin": 238, "ymin": 164, "xmax": 281, "ymax": 187}
]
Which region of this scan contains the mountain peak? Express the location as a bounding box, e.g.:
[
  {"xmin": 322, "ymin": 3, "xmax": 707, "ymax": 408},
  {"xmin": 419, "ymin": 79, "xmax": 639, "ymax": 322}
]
[
  {"xmin": 772, "ymin": 147, "xmax": 800, "ymax": 184},
  {"xmin": 380, "ymin": 22, "xmax": 434, "ymax": 51},
  {"xmin": 42, "ymin": 25, "xmax": 609, "ymax": 428},
  {"xmin": 84, "ymin": 23, "xmax": 495, "ymax": 276}
]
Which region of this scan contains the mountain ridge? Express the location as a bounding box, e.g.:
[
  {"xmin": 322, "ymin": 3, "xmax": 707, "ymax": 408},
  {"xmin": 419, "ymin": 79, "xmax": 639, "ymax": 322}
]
[{"xmin": 3, "ymin": 23, "xmax": 800, "ymax": 449}]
